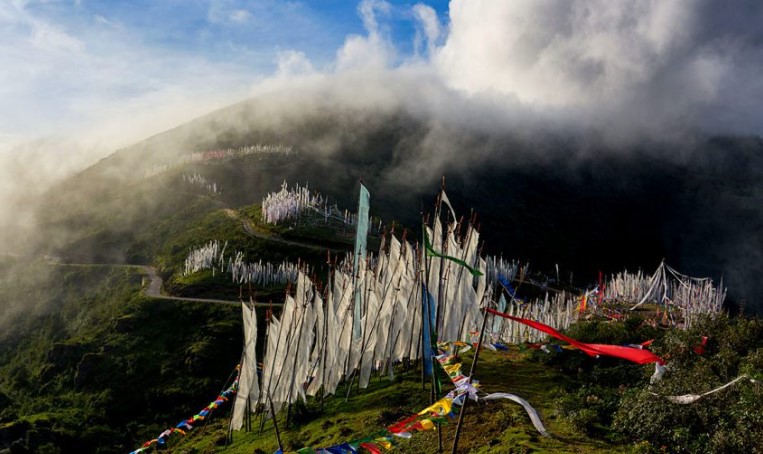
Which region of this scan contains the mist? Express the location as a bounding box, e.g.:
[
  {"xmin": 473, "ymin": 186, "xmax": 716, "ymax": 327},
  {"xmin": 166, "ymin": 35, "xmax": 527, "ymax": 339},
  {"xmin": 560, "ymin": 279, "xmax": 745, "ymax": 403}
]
[{"xmin": 2, "ymin": 0, "xmax": 762, "ymax": 310}]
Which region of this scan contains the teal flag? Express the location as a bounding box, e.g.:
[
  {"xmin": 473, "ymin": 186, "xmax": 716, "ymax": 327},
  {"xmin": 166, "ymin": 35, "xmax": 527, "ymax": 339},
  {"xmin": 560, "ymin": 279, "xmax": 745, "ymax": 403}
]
[
  {"xmin": 352, "ymin": 184, "xmax": 370, "ymax": 339},
  {"xmin": 424, "ymin": 231, "xmax": 483, "ymax": 277}
]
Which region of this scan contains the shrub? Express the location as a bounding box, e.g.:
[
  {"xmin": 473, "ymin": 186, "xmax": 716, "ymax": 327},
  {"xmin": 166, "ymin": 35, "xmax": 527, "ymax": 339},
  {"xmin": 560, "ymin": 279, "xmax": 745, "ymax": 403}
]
[
  {"xmin": 614, "ymin": 314, "xmax": 763, "ymax": 454},
  {"xmin": 555, "ymin": 384, "xmax": 624, "ymax": 435}
]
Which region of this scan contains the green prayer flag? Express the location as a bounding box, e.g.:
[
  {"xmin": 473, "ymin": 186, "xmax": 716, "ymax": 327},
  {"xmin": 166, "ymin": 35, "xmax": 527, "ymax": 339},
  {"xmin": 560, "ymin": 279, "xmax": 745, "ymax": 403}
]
[{"xmin": 424, "ymin": 231, "xmax": 483, "ymax": 277}]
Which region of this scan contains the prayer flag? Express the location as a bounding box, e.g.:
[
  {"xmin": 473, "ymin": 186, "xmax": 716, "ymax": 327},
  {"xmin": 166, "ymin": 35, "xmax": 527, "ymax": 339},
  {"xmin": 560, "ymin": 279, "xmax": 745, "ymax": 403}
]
[
  {"xmin": 424, "ymin": 231, "xmax": 483, "ymax": 277},
  {"xmin": 421, "ymin": 283, "xmax": 436, "ymax": 377},
  {"xmin": 486, "ymin": 308, "xmax": 664, "ymax": 365},
  {"xmin": 353, "ymin": 184, "xmax": 371, "ymax": 339}
]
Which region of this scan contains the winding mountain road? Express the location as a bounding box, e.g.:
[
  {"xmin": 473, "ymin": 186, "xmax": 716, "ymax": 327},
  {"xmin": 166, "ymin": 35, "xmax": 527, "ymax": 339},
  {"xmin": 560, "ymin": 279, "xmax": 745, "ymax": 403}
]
[
  {"xmin": 48, "ymin": 262, "xmax": 278, "ymax": 307},
  {"xmin": 24, "ymin": 207, "xmax": 337, "ymax": 308},
  {"xmin": 139, "ymin": 265, "xmax": 284, "ymax": 307}
]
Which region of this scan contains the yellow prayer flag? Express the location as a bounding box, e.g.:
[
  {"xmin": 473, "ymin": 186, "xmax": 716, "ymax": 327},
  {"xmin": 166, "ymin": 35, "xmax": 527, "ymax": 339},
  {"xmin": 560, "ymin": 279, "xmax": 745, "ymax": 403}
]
[
  {"xmin": 418, "ymin": 397, "xmax": 453, "ymax": 416},
  {"xmin": 443, "ymin": 363, "xmax": 462, "ymax": 375}
]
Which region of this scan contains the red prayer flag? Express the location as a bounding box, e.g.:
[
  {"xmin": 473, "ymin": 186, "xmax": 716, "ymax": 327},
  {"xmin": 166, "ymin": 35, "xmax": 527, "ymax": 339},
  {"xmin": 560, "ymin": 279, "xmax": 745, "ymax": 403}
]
[
  {"xmin": 387, "ymin": 414, "xmax": 419, "ymax": 434},
  {"xmin": 359, "ymin": 442, "xmax": 383, "ymax": 454},
  {"xmin": 486, "ymin": 308, "xmax": 664, "ymax": 365}
]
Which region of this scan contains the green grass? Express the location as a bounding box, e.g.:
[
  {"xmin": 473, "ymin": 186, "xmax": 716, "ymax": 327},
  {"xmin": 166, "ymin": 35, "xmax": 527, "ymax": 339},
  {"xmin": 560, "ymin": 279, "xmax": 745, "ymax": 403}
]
[
  {"xmin": 0, "ymin": 195, "xmax": 644, "ymax": 454},
  {"xmin": 0, "ymin": 262, "xmax": 245, "ymax": 453},
  {"xmin": 7, "ymin": 147, "xmax": 759, "ymax": 453},
  {"xmin": 156, "ymin": 349, "xmax": 634, "ymax": 454}
]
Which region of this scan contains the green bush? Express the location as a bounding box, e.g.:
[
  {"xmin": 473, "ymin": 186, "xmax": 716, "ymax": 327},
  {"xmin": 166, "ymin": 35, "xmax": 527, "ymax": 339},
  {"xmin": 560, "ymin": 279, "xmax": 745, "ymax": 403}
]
[
  {"xmin": 540, "ymin": 314, "xmax": 762, "ymax": 451},
  {"xmin": 555, "ymin": 384, "xmax": 624, "ymax": 435},
  {"xmin": 613, "ymin": 314, "xmax": 763, "ymax": 454},
  {"xmin": 533, "ymin": 317, "xmax": 664, "ymax": 380}
]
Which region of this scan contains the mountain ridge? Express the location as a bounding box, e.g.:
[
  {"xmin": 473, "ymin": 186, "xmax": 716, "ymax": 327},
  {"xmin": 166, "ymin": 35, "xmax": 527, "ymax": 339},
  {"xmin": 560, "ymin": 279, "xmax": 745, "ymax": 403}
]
[{"xmin": 30, "ymin": 97, "xmax": 763, "ymax": 310}]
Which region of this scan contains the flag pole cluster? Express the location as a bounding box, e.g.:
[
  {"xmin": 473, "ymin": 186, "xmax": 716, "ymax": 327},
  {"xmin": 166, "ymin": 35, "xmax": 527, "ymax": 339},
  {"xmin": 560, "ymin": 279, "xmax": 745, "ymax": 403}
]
[
  {"xmin": 132, "ymin": 183, "xmax": 733, "ymax": 454},
  {"xmin": 184, "ymin": 239, "xmax": 300, "ymax": 286},
  {"xmin": 144, "ymin": 143, "xmax": 294, "ymax": 179},
  {"xmin": 182, "ymin": 172, "xmax": 222, "ymax": 194}
]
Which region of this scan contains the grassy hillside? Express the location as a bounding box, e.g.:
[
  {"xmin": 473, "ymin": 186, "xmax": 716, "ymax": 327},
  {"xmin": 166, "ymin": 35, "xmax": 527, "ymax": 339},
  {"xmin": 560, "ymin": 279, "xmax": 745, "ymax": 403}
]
[
  {"xmin": 1, "ymin": 255, "xmax": 760, "ymax": 453},
  {"xmin": 0, "ymin": 260, "xmax": 245, "ymax": 453},
  {"xmin": 30, "ymin": 107, "xmax": 763, "ymax": 307},
  {"xmin": 0, "ymin": 183, "xmax": 364, "ymax": 453},
  {"xmin": 167, "ymin": 349, "xmax": 635, "ymax": 454},
  {"xmin": 157, "ymin": 314, "xmax": 762, "ymax": 454},
  {"xmin": 1, "ymin": 102, "xmax": 760, "ymax": 452}
]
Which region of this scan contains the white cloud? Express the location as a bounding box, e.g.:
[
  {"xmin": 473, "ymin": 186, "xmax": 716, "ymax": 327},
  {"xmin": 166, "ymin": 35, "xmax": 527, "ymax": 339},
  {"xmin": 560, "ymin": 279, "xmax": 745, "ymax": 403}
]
[
  {"xmin": 358, "ymin": 0, "xmax": 390, "ymax": 35},
  {"xmin": 436, "ymin": 0, "xmax": 692, "ymax": 106},
  {"xmin": 94, "ymin": 14, "xmax": 120, "ymax": 29},
  {"xmin": 412, "ymin": 3, "xmax": 440, "ymax": 57},
  {"xmin": 432, "ymin": 0, "xmax": 763, "ymax": 136},
  {"xmin": 276, "ymin": 50, "xmax": 315, "ymax": 77},
  {"xmin": 0, "ymin": 1, "xmax": 256, "ymax": 150},
  {"xmin": 3, "ymin": 0, "xmax": 763, "ymax": 169},
  {"xmin": 229, "ymin": 9, "xmax": 251, "ymax": 23},
  {"xmin": 335, "ymin": 0, "xmax": 395, "ymax": 72}
]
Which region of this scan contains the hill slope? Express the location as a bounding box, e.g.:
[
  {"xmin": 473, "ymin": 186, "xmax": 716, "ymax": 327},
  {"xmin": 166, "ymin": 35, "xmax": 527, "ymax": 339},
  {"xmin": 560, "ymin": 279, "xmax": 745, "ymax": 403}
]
[{"xmin": 29, "ymin": 96, "xmax": 763, "ymax": 309}]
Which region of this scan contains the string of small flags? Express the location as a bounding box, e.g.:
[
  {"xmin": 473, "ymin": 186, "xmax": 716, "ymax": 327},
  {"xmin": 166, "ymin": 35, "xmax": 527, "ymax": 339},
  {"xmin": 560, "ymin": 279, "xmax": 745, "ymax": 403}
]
[{"xmin": 128, "ymin": 366, "xmax": 240, "ymax": 454}]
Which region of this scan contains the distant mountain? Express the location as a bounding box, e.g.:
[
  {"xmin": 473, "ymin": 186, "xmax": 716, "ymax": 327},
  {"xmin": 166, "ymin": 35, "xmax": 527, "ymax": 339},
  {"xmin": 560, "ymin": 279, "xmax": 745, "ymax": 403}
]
[{"xmin": 35, "ymin": 97, "xmax": 763, "ymax": 311}]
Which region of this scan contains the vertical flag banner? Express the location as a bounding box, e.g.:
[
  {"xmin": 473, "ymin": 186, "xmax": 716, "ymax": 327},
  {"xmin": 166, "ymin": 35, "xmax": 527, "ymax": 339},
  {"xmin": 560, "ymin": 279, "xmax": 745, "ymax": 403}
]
[
  {"xmin": 231, "ymin": 303, "xmax": 258, "ymax": 430},
  {"xmin": 353, "ymin": 184, "xmax": 371, "ymax": 339},
  {"xmin": 421, "ymin": 284, "xmax": 437, "ymax": 377}
]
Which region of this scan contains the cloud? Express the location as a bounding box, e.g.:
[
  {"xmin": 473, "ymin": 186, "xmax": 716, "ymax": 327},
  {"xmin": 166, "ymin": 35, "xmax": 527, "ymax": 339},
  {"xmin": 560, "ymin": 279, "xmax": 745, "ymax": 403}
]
[
  {"xmin": 0, "ymin": 1, "xmax": 260, "ymax": 148},
  {"xmin": 7, "ymin": 0, "xmax": 762, "ymax": 154},
  {"xmin": 3, "ymin": 1, "xmax": 763, "ymax": 207},
  {"xmin": 1, "ymin": 0, "xmax": 762, "ymax": 310},
  {"xmin": 335, "ymin": 0, "xmax": 395, "ymax": 72},
  {"xmin": 276, "ymin": 50, "xmax": 316, "ymax": 77},
  {"xmin": 208, "ymin": 1, "xmax": 252, "ymax": 25},
  {"xmin": 0, "ymin": 0, "xmax": 259, "ymax": 246},
  {"xmin": 412, "ymin": 3, "xmax": 441, "ymax": 57},
  {"xmin": 94, "ymin": 14, "xmax": 121, "ymax": 29},
  {"xmin": 229, "ymin": 9, "xmax": 251, "ymax": 23},
  {"xmin": 434, "ymin": 0, "xmax": 763, "ymax": 138}
]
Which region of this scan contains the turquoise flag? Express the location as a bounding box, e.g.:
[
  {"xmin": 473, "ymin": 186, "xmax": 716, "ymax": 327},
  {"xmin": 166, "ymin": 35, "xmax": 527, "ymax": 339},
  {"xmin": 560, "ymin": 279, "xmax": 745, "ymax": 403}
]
[{"xmin": 353, "ymin": 184, "xmax": 370, "ymax": 339}]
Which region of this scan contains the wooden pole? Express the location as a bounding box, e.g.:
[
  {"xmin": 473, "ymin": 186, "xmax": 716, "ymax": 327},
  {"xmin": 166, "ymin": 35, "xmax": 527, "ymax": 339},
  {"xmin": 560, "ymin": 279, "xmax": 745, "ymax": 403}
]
[
  {"xmin": 320, "ymin": 272, "xmax": 330, "ymax": 412},
  {"xmin": 258, "ymin": 316, "xmax": 271, "ymax": 436},
  {"xmin": 421, "ymin": 217, "xmax": 432, "ymax": 393},
  {"xmin": 451, "ymin": 307, "xmax": 488, "ymax": 454},
  {"xmin": 344, "ymin": 368, "xmax": 357, "ymax": 402},
  {"xmin": 268, "ymin": 395, "xmax": 284, "ymax": 453},
  {"xmin": 434, "ymin": 352, "xmax": 443, "ymax": 453},
  {"xmin": 245, "ymin": 398, "xmax": 251, "ymax": 433}
]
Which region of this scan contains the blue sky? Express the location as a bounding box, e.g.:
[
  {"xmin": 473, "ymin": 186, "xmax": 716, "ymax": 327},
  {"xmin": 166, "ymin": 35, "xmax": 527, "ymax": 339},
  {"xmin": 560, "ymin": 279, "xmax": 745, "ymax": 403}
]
[
  {"xmin": 2, "ymin": 0, "xmax": 762, "ymax": 153},
  {"xmin": 0, "ymin": 0, "xmax": 449, "ymax": 148}
]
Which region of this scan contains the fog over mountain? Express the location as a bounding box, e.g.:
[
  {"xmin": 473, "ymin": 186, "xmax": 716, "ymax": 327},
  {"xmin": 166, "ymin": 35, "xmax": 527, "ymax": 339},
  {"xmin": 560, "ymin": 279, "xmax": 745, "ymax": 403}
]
[{"xmin": 2, "ymin": 0, "xmax": 762, "ymax": 309}]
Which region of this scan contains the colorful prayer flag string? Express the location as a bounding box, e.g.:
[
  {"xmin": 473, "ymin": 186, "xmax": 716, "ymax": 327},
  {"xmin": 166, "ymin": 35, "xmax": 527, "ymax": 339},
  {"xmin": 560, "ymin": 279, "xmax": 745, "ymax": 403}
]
[
  {"xmin": 128, "ymin": 366, "xmax": 240, "ymax": 454},
  {"xmin": 282, "ymin": 341, "xmax": 550, "ymax": 454}
]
